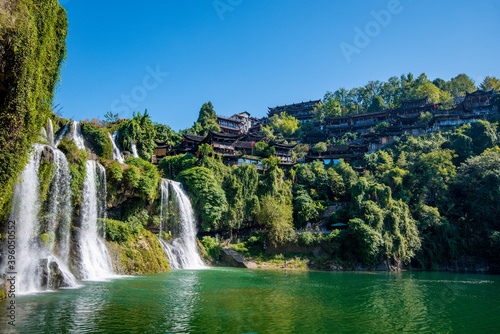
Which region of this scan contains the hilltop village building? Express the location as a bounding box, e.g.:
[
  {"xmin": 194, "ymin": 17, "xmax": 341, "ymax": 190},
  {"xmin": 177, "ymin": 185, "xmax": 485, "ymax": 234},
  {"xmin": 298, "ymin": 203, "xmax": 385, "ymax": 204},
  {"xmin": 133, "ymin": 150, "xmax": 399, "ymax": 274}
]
[
  {"xmin": 268, "ymin": 100, "xmax": 322, "ymax": 124},
  {"xmin": 153, "ymin": 90, "xmax": 497, "ymax": 167}
]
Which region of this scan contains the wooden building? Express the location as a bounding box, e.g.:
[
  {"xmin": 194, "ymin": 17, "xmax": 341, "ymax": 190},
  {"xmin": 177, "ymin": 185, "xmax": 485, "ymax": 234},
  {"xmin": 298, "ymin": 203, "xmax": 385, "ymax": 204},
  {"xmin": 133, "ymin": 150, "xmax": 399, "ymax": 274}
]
[{"xmin": 268, "ymin": 100, "xmax": 321, "ymax": 124}]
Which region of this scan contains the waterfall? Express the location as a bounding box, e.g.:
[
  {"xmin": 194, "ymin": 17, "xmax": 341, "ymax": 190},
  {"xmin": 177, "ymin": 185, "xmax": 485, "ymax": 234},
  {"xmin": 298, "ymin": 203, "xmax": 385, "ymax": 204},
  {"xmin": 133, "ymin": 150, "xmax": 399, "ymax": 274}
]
[
  {"xmin": 41, "ymin": 127, "xmax": 48, "ymax": 143},
  {"xmin": 96, "ymin": 163, "xmax": 108, "ymax": 239},
  {"xmin": 4, "ymin": 145, "xmax": 77, "ymax": 293},
  {"xmin": 54, "ymin": 122, "xmax": 70, "ymax": 147},
  {"xmin": 47, "ymin": 119, "xmax": 54, "ymax": 146},
  {"xmin": 159, "ymin": 179, "xmax": 169, "ymax": 237},
  {"xmin": 131, "ymin": 141, "xmax": 139, "ymax": 158},
  {"xmin": 158, "ymin": 180, "xmax": 205, "ymax": 270},
  {"xmin": 109, "ymin": 131, "xmax": 125, "ymax": 164},
  {"xmin": 46, "ymin": 148, "xmax": 73, "ymax": 265},
  {"xmin": 71, "ymin": 121, "xmax": 86, "ymax": 150},
  {"xmin": 77, "ymin": 160, "xmax": 113, "ymax": 280}
]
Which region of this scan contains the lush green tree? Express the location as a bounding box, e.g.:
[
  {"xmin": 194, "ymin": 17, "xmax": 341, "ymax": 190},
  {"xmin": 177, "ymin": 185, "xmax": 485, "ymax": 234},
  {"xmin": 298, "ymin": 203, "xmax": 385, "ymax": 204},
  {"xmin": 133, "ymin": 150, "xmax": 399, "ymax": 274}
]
[
  {"xmin": 118, "ymin": 110, "xmax": 157, "ymax": 161},
  {"xmin": 177, "ymin": 167, "xmax": 228, "ymax": 230},
  {"xmin": 433, "ymin": 78, "xmax": 447, "ymax": 91},
  {"xmin": 479, "ymin": 76, "xmax": 500, "ymax": 91},
  {"xmin": 418, "ymin": 112, "xmax": 434, "ymax": 125},
  {"xmin": 159, "ymin": 153, "xmax": 198, "ymax": 179},
  {"xmin": 451, "ymin": 147, "xmax": 500, "ymax": 231},
  {"xmin": 313, "ymin": 97, "xmax": 342, "ymax": 122},
  {"xmin": 81, "ymin": 122, "xmax": 113, "ymax": 159},
  {"xmin": 365, "ymin": 150, "xmax": 394, "ymax": 176},
  {"xmin": 410, "ymin": 149, "xmax": 456, "ymax": 205},
  {"xmin": 266, "ymin": 112, "xmax": 300, "ymax": 137},
  {"xmin": 373, "ymin": 121, "xmax": 389, "ymax": 132},
  {"xmin": 292, "ymin": 143, "xmax": 310, "ymax": 160},
  {"xmin": 339, "ymin": 218, "xmax": 383, "ymax": 266},
  {"xmin": 259, "ymin": 125, "xmax": 276, "ymax": 141},
  {"xmin": 257, "ymin": 194, "xmax": 294, "ymax": 245},
  {"xmin": 104, "ymin": 111, "xmax": 119, "ymax": 124},
  {"xmin": 367, "ymin": 95, "xmax": 386, "ymax": 112},
  {"xmin": 312, "ymin": 142, "xmax": 327, "ymax": 155},
  {"xmin": 466, "ymin": 120, "xmax": 498, "ymax": 155},
  {"xmin": 155, "ymin": 123, "xmax": 183, "ymax": 146},
  {"xmin": 446, "ymin": 74, "xmax": 476, "ymax": 96},
  {"xmin": 253, "ymin": 142, "xmax": 275, "ymax": 158},
  {"xmin": 0, "ymin": 0, "xmax": 68, "ymax": 218},
  {"xmin": 293, "ymin": 189, "xmax": 319, "ymax": 228},
  {"xmin": 233, "ymin": 164, "xmax": 260, "ymax": 218},
  {"xmin": 197, "ymin": 102, "xmax": 220, "ymax": 131},
  {"xmin": 125, "ymin": 157, "xmax": 161, "ymax": 201},
  {"xmin": 414, "ymin": 82, "xmax": 443, "ymax": 104}
]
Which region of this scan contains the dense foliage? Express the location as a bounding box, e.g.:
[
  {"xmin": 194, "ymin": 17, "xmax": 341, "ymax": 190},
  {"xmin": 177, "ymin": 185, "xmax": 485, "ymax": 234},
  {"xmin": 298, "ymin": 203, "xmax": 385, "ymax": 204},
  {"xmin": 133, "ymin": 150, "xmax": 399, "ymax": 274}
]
[
  {"xmin": 117, "ymin": 111, "xmax": 157, "ymax": 161},
  {"xmin": 0, "ymin": 0, "xmax": 67, "ymax": 218},
  {"xmin": 312, "ymin": 73, "xmax": 498, "ymax": 120},
  {"xmin": 57, "ymin": 138, "xmax": 87, "ymax": 209},
  {"xmin": 81, "ymin": 121, "xmax": 113, "ymax": 159}
]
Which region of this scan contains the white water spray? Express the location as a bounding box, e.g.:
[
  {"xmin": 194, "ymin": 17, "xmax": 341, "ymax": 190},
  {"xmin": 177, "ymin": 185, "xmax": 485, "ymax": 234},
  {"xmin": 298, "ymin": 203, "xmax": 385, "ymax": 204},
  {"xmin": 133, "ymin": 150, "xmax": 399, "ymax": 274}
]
[
  {"xmin": 109, "ymin": 131, "xmax": 125, "ymax": 164},
  {"xmin": 158, "ymin": 180, "xmax": 205, "ymax": 270},
  {"xmin": 46, "ymin": 147, "xmax": 73, "ymax": 264},
  {"xmin": 131, "ymin": 142, "xmax": 139, "ymax": 158},
  {"xmin": 54, "ymin": 122, "xmax": 70, "ymax": 147},
  {"xmin": 78, "ymin": 160, "xmax": 113, "ymax": 280},
  {"xmin": 5, "ymin": 145, "xmax": 77, "ymax": 293},
  {"xmin": 71, "ymin": 121, "xmax": 86, "ymax": 150},
  {"xmin": 47, "ymin": 119, "xmax": 54, "ymax": 146}
]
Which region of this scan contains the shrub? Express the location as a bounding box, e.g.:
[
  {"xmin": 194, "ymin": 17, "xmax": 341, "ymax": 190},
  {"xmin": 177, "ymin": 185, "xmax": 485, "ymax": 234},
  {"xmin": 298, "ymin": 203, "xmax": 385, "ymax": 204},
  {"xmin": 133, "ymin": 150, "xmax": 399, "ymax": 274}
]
[
  {"xmin": 105, "ymin": 219, "xmax": 131, "ymax": 243},
  {"xmin": 177, "ymin": 167, "xmax": 228, "ymax": 230},
  {"xmin": 107, "ymin": 161, "xmax": 123, "ymax": 182},
  {"xmin": 124, "ymin": 165, "xmax": 141, "ymax": 189},
  {"xmin": 81, "ymin": 122, "xmax": 113, "ymax": 159},
  {"xmin": 297, "ymin": 232, "xmax": 315, "ymax": 246},
  {"xmin": 57, "ymin": 138, "xmax": 87, "ymax": 207},
  {"xmin": 125, "ymin": 157, "xmax": 161, "ymax": 200},
  {"xmin": 200, "ymin": 236, "xmax": 222, "ymax": 260}
]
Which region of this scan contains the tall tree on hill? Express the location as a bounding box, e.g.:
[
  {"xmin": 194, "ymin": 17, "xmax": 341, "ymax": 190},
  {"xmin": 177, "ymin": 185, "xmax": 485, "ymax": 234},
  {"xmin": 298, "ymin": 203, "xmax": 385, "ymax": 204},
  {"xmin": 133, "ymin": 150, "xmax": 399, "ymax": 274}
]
[
  {"xmin": 446, "ymin": 74, "xmax": 476, "ymax": 97},
  {"xmin": 194, "ymin": 102, "xmax": 220, "ymax": 135},
  {"xmin": 479, "ymin": 76, "xmax": 500, "ymax": 91},
  {"xmin": 367, "ymin": 95, "xmax": 386, "ymax": 112},
  {"xmin": 433, "ymin": 78, "xmax": 447, "ymax": 91}
]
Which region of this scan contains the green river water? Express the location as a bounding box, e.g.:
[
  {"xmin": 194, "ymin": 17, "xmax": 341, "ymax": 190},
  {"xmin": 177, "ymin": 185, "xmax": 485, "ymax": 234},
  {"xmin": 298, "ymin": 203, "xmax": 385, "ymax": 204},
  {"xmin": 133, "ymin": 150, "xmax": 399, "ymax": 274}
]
[{"xmin": 1, "ymin": 268, "xmax": 499, "ymax": 333}]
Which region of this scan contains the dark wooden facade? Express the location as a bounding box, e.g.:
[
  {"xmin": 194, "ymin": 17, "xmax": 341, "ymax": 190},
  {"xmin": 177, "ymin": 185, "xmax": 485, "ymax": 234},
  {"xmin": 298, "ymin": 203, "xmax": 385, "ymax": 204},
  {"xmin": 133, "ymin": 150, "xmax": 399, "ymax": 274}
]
[{"xmin": 268, "ymin": 100, "xmax": 321, "ymax": 123}]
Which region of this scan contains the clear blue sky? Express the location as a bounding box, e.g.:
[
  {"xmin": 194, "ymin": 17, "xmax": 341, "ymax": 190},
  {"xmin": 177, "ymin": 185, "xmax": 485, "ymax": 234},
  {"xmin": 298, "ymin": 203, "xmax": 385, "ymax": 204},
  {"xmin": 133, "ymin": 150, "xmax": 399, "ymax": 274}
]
[{"xmin": 55, "ymin": 0, "xmax": 500, "ymax": 131}]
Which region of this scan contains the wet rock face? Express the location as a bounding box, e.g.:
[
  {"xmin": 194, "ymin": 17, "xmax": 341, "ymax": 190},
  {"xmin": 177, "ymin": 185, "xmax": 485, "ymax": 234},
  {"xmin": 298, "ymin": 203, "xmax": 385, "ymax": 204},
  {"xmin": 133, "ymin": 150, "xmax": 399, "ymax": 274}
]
[
  {"xmin": 38, "ymin": 259, "xmax": 67, "ymax": 290},
  {"xmin": 41, "ymin": 146, "xmax": 54, "ymax": 164}
]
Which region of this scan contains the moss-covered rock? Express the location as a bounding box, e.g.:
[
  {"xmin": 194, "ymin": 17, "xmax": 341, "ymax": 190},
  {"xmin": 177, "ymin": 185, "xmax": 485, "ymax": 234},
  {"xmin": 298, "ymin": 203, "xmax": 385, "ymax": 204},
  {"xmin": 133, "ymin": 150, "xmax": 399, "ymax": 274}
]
[
  {"xmin": 81, "ymin": 122, "xmax": 113, "ymax": 159},
  {"xmin": 106, "ymin": 229, "xmax": 170, "ymax": 275},
  {"xmin": 57, "ymin": 138, "xmax": 87, "ymax": 209}
]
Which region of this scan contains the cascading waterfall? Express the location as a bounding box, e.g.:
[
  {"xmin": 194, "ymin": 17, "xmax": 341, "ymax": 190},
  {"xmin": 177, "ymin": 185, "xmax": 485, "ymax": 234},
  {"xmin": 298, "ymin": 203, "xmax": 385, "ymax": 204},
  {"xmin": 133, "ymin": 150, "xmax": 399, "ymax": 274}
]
[
  {"xmin": 96, "ymin": 163, "xmax": 108, "ymax": 239},
  {"xmin": 71, "ymin": 121, "xmax": 86, "ymax": 150},
  {"xmin": 54, "ymin": 122, "xmax": 70, "ymax": 147},
  {"xmin": 159, "ymin": 179, "xmax": 169, "ymax": 238},
  {"xmin": 77, "ymin": 160, "xmax": 113, "ymax": 280},
  {"xmin": 46, "ymin": 147, "xmax": 74, "ymax": 265},
  {"xmin": 41, "ymin": 127, "xmax": 48, "ymax": 143},
  {"xmin": 109, "ymin": 131, "xmax": 125, "ymax": 164},
  {"xmin": 47, "ymin": 118, "xmax": 54, "ymax": 146},
  {"xmin": 158, "ymin": 180, "xmax": 205, "ymax": 270},
  {"xmin": 4, "ymin": 145, "xmax": 77, "ymax": 293},
  {"xmin": 131, "ymin": 141, "xmax": 139, "ymax": 158}
]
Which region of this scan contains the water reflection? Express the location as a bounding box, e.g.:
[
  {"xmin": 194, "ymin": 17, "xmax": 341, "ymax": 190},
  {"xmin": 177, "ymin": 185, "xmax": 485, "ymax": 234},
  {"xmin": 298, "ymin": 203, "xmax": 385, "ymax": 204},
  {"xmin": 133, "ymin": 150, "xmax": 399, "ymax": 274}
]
[{"xmin": 1, "ymin": 270, "xmax": 498, "ymax": 334}]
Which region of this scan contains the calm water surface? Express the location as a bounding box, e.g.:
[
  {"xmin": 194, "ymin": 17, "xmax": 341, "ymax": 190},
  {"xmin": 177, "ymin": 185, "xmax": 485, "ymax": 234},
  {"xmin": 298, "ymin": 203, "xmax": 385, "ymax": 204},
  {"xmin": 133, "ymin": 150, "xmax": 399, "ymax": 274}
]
[{"xmin": 1, "ymin": 268, "xmax": 499, "ymax": 333}]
